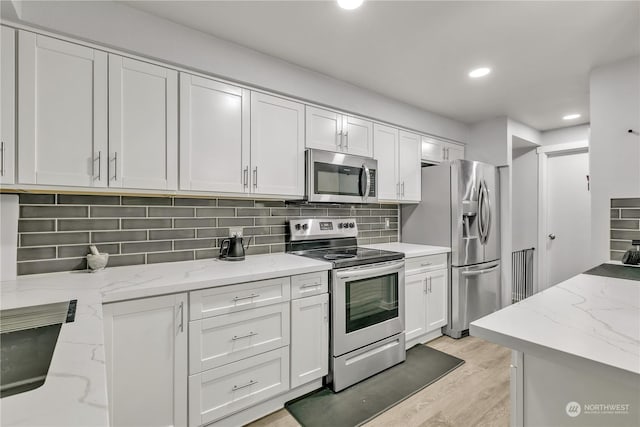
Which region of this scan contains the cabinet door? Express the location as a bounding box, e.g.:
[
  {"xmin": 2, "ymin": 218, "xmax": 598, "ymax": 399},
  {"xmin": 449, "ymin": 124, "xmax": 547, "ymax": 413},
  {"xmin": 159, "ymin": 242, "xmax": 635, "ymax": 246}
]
[
  {"xmin": 398, "ymin": 130, "xmax": 422, "ymax": 202},
  {"xmin": 103, "ymin": 293, "xmax": 187, "ymax": 427},
  {"xmin": 305, "ymin": 105, "xmax": 341, "ymax": 152},
  {"xmin": 290, "ymin": 293, "xmax": 328, "ymax": 389},
  {"xmin": 109, "ymin": 55, "xmax": 177, "ymax": 190},
  {"xmin": 421, "ymin": 136, "xmax": 444, "ymax": 164},
  {"xmin": 404, "ymin": 272, "xmax": 428, "ymax": 347},
  {"xmin": 180, "ymin": 73, "xmax": 249, "ymax": 193},
  {"xmin": 446, "ymin": 144, "xmax": 465, "ymax": 162},
  {"xmin": 373, "ymin": 123, "xmax": 399, "ymax": 201},
  {"xmin": 250, "ymin": 92, "xmax": 305, "ymax": 196},
  {"xmin": 426, "ymin": 268, "xmax": 448, "ymax": 331},
  {"xmin": 18, "ymin": 31, "xmax": 107, "ymax": 186},
  {"xmin": 1, "ymin": 26, "xmax": 15, "ymax": 184},
  {"xmin": 343, "ymin": 114, "xmax": 373, "ymax": 157}
]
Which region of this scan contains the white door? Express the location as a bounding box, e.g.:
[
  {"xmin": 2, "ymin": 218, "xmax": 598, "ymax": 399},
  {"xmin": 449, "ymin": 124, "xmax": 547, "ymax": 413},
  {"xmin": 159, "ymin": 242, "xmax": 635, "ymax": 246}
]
[
  {"xmin": 546, "ymin": 150, "xmax": 591, "ymax": 287},
  {"xmin": 180, "ymin": 73, "xmax": 249, "ymax": 193},
  {"xmin": 404, "ymin": 272, "xmax": 427, "ymax": 346},
  {"xmin": 290, "ymin": 293, "xmax": 329, "ymax": 388},
  {"xmin": 421, "ymin": 136, "xmax": 444, "ymax": 164},
  {"xmin": 398, "ymin": 130, "xmax": 422, "ymax": 202},
  {"xmin": 373, "ymin": 124, "xmax": 399, "ymax": 201},
  {"xmin": 426, "ymin": 268, "xmax": 448, "ymax": 331},
  {"xmin": 250, "ymin": 92, "xmax": 305, "ymax": 196},
  {"xmin": 109, "ymin": 55, "xmax": 177, "ymax": 190},
  {"xmin": 1, "ymin": 26, "xmax": 15, "ymax": 184},
  {"xmin": 18, "ymin": 31, "xmax": 107, "ymax": 187},
  {"xmin": 103, "ymin": 293, "xmax": 187, "ymax": 427},
  {"xmin": 305, "ymin": 106, "xmax": 342, "ymax": 152},
  {"xmin": 342, "ymin": 115, "xmax": 373, "ymax": 157}
]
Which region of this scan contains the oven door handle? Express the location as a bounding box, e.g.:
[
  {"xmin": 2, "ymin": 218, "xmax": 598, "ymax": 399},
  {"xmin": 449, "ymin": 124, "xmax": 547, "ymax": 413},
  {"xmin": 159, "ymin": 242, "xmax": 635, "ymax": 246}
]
[{"xmin": 336, "ymin": 261, "xmax": 404, "ymax": 280}]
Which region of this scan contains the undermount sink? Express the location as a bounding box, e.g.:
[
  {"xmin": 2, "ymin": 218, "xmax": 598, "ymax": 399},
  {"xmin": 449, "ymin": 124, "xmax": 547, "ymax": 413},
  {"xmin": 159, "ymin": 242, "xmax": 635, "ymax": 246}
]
[{"xmin": 0, "ymin": 300, "xmax": 77, "ymax": 398}]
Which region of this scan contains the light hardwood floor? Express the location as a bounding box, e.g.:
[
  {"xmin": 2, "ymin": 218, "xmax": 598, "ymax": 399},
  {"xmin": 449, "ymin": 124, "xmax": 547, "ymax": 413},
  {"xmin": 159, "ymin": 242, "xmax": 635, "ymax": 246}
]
[{"xmin": 248, "ymin": 336, "xmax": 510, "ymax": 427}]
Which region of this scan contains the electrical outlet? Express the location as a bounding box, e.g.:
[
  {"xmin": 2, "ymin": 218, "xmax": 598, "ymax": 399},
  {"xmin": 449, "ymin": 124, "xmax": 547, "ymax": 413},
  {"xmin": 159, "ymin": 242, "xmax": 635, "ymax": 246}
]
[
  {"xmin": 229, "ymin": 227, "xmax": 243, "ymax": 237},
  {"xmin": 384, "ymin": 218, "xmax": 391, "ymax": 230}
]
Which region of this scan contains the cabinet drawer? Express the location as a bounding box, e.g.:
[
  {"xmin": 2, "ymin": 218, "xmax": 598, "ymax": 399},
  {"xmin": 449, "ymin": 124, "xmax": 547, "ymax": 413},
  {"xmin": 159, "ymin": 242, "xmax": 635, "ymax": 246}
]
[
  {"xmin": 190, "ymin": 277, "xmax": 291, "ymax": 320},
  {"xmin": 188, "ymin": 347, "xmax": 289, "ymax": 427},
  {"xmin": 291, "ymin": 271, "xmax": 328, "ymax": 299},
  {"xmin": 189, "ymin": 302, "xmax": 290, "ymax": 374},
  {"xmin": 405, "ymin": 253, "xmax": 448, "ymax": 273}
]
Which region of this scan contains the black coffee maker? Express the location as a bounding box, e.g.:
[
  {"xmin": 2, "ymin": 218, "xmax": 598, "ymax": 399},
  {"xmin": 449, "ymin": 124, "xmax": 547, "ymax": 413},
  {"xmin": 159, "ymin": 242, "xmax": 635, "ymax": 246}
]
[{"xmin": 219, "ymin": 236, "xmax": 252, "ymax": 261}]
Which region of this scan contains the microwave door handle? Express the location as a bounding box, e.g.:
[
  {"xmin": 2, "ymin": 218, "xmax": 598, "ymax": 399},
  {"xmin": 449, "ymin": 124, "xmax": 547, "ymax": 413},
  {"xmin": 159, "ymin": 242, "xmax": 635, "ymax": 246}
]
[{"xmin": 363, "ymin": 164, "xmax": 371, "ymax": 198}]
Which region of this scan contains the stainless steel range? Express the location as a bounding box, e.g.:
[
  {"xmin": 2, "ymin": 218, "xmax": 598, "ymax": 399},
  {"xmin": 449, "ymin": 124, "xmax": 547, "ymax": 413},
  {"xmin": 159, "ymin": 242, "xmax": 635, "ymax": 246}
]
[{"xmin": 287, "ymin": 218, "xmax": 406, "ymax": 392}]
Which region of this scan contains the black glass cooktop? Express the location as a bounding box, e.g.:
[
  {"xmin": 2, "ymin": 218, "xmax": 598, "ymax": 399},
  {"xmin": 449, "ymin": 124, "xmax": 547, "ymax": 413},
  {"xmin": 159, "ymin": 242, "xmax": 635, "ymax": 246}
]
[{"xmin": 292, "ymin": 246, "xmax": 404, "ymax": 268}]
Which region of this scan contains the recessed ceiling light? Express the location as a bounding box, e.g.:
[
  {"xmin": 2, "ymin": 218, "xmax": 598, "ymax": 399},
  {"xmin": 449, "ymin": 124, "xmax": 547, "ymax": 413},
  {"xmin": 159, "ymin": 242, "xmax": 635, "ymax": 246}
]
[
  {"xmin": 562, "ymin": 114, "xmax": 581, "ymax": 120},
  {"xmin": 337, "ymin": 0, "xmax": 364, "ymax": 10},
  {"xmin": 468, "ymin": 67, "xmax": 491, "ymax": 78}
]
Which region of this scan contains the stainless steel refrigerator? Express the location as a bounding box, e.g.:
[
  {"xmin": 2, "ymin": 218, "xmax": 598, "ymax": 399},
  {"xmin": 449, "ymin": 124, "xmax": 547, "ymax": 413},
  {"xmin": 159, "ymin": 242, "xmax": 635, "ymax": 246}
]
[{"xmin": 401, "ymin": 159, "xmax": 501, "ymax": 338}]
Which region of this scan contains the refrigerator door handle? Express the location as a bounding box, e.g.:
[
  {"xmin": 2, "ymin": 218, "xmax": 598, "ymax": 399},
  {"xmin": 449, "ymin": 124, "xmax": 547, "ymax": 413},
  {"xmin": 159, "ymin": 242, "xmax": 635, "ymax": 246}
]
[
  {"xmin": 482, "ymin": 180, "xmax": 491, "ymax": 243},
  {"xmin": 461, "ymin": 263, "xmax": 500, "ymax": 276}
]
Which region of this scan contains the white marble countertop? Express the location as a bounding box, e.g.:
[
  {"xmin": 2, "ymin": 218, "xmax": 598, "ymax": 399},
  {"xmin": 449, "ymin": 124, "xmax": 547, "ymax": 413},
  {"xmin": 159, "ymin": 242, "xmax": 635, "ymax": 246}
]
[
  {"xmin": 470, "ymin": 273, "xmax": 640, "ymax": 376},
  {"xmin": 362, "ymin": 242, "xmax": 451, "ymax": 258},
  {"xmin": 0, "ymin": 253, "xmax": 331, "ymax": 427}
]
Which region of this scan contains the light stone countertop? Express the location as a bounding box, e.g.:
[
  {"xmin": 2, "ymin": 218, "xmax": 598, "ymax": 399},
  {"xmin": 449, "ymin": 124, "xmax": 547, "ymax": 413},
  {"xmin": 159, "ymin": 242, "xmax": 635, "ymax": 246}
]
[
  {"xmin": 361, "ymin": 242, "xmax": 451, "ymax": 258},
  {"xmin": 0, "ymin": 253, "xmax": 331, "ymax": 427},
  {"xmin": 470, "ymin": 273, "xmax": 640, "ymax": 376}
]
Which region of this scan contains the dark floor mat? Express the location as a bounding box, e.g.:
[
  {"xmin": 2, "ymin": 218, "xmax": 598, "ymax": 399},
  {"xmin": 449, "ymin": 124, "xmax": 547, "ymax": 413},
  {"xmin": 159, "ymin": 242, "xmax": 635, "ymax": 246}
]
[
  {"xmin": 584, "ymin": 263, "xmax": 640, "ymax": 281},
  {"xmin": 285, "ymin": 344, "xmax": 464, "ymax": 427}
]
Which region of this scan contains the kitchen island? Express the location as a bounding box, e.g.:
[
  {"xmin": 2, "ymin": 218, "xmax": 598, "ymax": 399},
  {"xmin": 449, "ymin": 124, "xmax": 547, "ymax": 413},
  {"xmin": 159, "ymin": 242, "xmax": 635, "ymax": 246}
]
[{"xmin": 470, "ymin": 270, "xmax": 640, "ymax": 426}]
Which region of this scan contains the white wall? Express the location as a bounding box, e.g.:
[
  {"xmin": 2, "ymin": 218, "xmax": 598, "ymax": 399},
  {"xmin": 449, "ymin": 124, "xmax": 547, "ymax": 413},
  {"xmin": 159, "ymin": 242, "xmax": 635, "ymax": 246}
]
[
  {"xmin": 589, "ymin": 56, "xmax": 640, "ymax": 264},
  {"xmin": 466, "ymin": 117, "xmax": 509, "ymax": 166},
  {"xmin": 512, "ymin": 148, "xmax": 538, "ymax": 252},
  {"xmin": 1, "ymin": 0, "xmax": 469, "ymax": 143},
  {"xmin": 541, "ymin": 124, "xmax": 590, "ymax": 146}
]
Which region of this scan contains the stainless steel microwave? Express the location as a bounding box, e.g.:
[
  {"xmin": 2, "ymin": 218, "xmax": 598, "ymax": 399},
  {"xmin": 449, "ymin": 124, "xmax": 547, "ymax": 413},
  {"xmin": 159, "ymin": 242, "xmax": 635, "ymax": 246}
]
[{"xmin": 306, "ymin": 149, "xmax": 377, "ymax": 203}]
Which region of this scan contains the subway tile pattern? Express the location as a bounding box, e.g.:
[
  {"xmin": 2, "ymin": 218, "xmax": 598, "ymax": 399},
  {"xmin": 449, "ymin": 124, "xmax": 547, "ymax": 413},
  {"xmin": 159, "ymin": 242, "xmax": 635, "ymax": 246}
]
[
  {"xmin": 15, "ymin": 194, "xmax": 399, "ymax": 275},
  {"xmin": 610, "ymin": 198, "xmax": 640, "ymax": 261}
]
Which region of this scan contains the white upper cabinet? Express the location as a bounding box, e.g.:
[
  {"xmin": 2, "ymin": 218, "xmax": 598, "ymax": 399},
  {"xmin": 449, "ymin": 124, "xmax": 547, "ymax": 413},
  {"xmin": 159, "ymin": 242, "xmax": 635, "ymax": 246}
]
[
  {"xmin": 109, "ymin": 55, "xmax": 177, "ymax": 190},
  {"xmin": 447, "ymin": 144, "xmax": 465, "ymax": 161},
  {"xmin": 1, "ymin": 26, "xmax": 16, "ymax": 185},
  {"xmin": 421, "ymin": 135, "xmax": 445, "ymax": 164},
  {"xmin": 342, "ymin": 114, "xmax": 373, "ymax": 157},
  {"xmin": 250, "ymin": 92, "xmax": 305, "ymax": 197},
  {"xmin": 18, "ymin": 31, "xmax": 107, "ymax": 187},
  {"xmin": 373, "ymin": 124, "xmax": 399, "ymax": 200},
  {"xmin": 305, "ymin": 106, "xmax": 373, "ymax": 157},
  {"xmin": 305, "ymin": 106, "xmax": 341, "ymax": 152},
  {"xmin": 398, "ymin": 130, "xmax": 421, "ymax": 202},
  {"xmin": 180, "ymin": 74, "xmax": 249, "ymax": 193}
]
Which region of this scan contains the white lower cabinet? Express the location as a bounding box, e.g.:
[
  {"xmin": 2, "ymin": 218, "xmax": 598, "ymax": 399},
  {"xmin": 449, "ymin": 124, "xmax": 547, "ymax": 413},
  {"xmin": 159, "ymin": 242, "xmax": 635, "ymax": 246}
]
[
  {"xmin": 403, "ymin": 254, "xmax": 449, "ymax": 349},
  {"xmin": 290, "ymin": 293, "xmax": 329, "ymax": 389},
  {"xmin": 188, "ymin": 347, "xmax": 290, "ymax": 427},
  {"xmin": 189, "ymin": 302, "xmax": 290, "ymax": 374},
  {"xmin": 103, "ymin": 293, "xmax": 187, "ymax": 427}
]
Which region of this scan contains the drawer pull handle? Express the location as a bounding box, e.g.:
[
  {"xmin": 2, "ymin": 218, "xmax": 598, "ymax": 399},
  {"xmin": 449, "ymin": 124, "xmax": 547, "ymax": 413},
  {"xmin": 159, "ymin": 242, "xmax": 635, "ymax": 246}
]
[
  {"xmin": 232, "ymin": 293, "xmax": 260, "ymax": 302},
  {"xmin": 232, "ymin": 379, "xmax": 258, "ymax": 391},
  {"xmin": 301, "ymin": 283, "xmax": 320, "ymax": 289},
  {"xmin": 232, "ymin": 331, "xmax": 258, "ymax": 341},
  {"xmin": 421, "ymin": 263, "xmax": 432, "ymax": 267}
]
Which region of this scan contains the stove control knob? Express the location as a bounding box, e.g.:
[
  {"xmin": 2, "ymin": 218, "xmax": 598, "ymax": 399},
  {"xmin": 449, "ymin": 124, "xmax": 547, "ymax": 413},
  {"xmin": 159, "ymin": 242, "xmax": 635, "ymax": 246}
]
[
  {"xmin": 295, "ymin": 224, "xmax": 301, "ymax": 231},
  {"xmin": 349, "ymin": 222, "xmax": 355, "ymax": 228},
  {"xmin": 343, "ymin": 222, "xmax": 350, "ymax": 228},
  {"xmin": 338, "ymin": 223, "xmax": 343, "ymax": 229},
  {"xmin": 302, "ymin": 223, "xmax": 309, "ymax": 230}
]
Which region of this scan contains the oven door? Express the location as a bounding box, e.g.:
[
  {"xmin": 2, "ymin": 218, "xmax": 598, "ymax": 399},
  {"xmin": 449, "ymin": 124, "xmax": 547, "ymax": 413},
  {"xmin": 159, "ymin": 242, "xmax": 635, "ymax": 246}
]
[
  {"xmin": 307, "ymin": 149, "xmax": 377, "ymax": 203},
  {"xmin": 332, "ymin": 260, "xmax": 404, "ymax": 356}
]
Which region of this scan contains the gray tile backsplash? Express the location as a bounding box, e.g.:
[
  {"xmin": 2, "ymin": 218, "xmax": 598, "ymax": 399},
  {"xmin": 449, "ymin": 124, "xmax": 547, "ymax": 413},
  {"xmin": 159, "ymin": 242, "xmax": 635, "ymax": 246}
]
[
  {"xmin": 610, "ymin": 198, "xmax": 640, "ymax": 261},
  {"xmin": 15, "ymin": 193, "xmax": 399, "ymax": 275}
]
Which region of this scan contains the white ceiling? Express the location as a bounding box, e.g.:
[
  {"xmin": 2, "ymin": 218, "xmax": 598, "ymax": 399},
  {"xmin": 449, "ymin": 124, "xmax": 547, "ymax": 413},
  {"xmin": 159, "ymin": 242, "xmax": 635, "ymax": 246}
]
[{"xmin": 123, "ymin": 0, "xmax": 639, "ymax": 131}]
